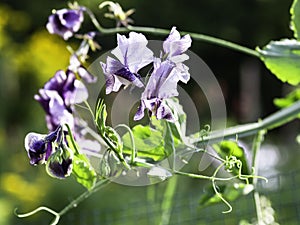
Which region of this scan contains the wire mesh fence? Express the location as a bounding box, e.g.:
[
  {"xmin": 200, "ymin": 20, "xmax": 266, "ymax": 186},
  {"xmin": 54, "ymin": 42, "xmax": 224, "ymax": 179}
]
[{"xmin": 15, "ymin": 168, "xmax": 300, "ymax": 225}]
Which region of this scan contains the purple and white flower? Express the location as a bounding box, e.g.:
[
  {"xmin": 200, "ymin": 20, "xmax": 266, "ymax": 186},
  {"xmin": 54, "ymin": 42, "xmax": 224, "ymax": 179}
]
[
  {"xmin": 46, "ymin": 8, "xmax": 84, "ymax": 40},
  {"xmin": 69, "ymin": 54, "xmax": 97, "ymax": 83},
  {"xmin": 163, "ymin": 26, "xmax": 192, "ymax": 64},
  {"xmin": 24, "ymin": 127, "xmax": 60, "ymax": 165},
  {"xmin": 35, "ymin": 70, "xmax": 88, "ymax": 131},
  {"xmin": 46, "ymin": 145, "xmax": 73, "ymax": 179},
  {"xmin": 100, "ymin": 32, "xmax": 154, "ymax": 94},
  {"xmin": 134, "ymin": 58, "xmax": 189, "ymax": 122}
]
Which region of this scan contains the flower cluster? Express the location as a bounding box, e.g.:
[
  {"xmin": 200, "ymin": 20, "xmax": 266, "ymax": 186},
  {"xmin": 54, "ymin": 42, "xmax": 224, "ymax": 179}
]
[
  {"xmin": 24, "ymin": 1, "xmax": 192, "ymax": 182},
  {"xmin": 25, "ymin": 4, "xmax": 99, "ymax": 178},
  {"xmin": 101, "ymin": 27, "xmax": 192, "ymax": 121}
]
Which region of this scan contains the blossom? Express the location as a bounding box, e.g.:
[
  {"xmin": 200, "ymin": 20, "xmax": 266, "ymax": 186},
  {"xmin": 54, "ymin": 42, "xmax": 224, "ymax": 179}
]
[
  {"xmin": 46, "ymin": 8, "xmax": 84, "ymax": 40},
  {"xmin": 100, "ymin": 32, "xmax": 154, "ymax": 94},
  {"xmin": 99, "ymin": 1, "xmax": 135, "ymax": 27},
  {"xmin": 69, "ymin": 54, "xmax": 97, "ymax": 83},
  {"xmin": 24, "ymin": 127, "xmax": 60, "ymax": 165},
  {"xmin": 163, "ymin": 26, "xmax": 192, "ymax": 63},
  {"xmin": 46, "ymin": 145, "xmax": 73, "ymax": 179},
  {"xmin": 35, "ymin": 70, "xmax": 88, "ymax": 131},
  {"xmin": 134, "ymin": 58, "xmax": 189, "ymax": 122}
]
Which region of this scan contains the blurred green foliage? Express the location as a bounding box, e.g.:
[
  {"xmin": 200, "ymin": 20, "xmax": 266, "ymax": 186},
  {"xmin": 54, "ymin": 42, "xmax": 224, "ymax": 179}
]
[{"xmin": 0, "ymin": 0, "xmax": 297, "ymax": 224}]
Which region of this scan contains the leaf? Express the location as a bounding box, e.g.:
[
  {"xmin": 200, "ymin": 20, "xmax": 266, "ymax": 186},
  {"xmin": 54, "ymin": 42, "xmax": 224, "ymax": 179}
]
[
  {"xmin": 257, "ymin": 39, "xmax": 300, "ymax": 85},
  {"xmin": 164, "ymin": 98, "xmax": 187, "ymax": 140},
  {"xmin": 291, "ymin": 0, "xmax": 300, "ymax": 39},
  {"xmin": 213, "ymin": 140, "xmax": 250, "ymax": 176},
  {"xmin": 72, "ymin": 154, "xmax": 97, "ymax": 189},
  {"xmin": 274, "ymin": 88, "xmax": 300, "ymax": 108},
  {"xmin": 199, "ymin": 183, "xmax": 253, "ymax": 208},
  {"xmin": 122, "ymin": 124, "xmax": 166, "ymax": 161},
  {"xmin": 95, "ymin": 99, "xmax": 123, "ymax": 153},
  {"xmin": 164, "ymin": 122, "xmax": 175, "ymax": 158}
]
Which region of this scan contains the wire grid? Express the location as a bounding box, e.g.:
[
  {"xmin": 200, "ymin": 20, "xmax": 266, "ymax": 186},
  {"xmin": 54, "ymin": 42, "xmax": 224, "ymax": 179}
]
[
  {"xmin": 15, "ymin": 169, "xmax": 300, "ymax": 225},
  {"xmin": 65, "ymin": 169, "xmax": 300, "ymax": 225}
]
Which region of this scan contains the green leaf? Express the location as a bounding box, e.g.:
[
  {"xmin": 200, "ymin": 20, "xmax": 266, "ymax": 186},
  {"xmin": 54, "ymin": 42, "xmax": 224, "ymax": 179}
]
[
  {"xmin": 64, "ymin": 127, "xmax": 97, "ymax": 189},
  {"xmin": 95, "ymin": 99, "xmax": 123, "ymax": 153},
  {"xmin": 291, "ymin": 0, "xmax": 300, "ymax": 39},
  {"xmin": 122, "ymin": 123, "xmax": 166, "ymax": 161},
  {"xmin": 199, "ymin": 183, "xmax": 253, "ymax": 207},
  {"xmin": 213, "ymin": 140, "xmax": 250, "ymax": 176},
  {"xmin": 164, "ymin": 122, "xmax": 175, "ymax": 158},
  {"xmin": 164, "ymin": 98, "xmax": 187, "ymax": 140},
  {"xmin": 257, "ymin": 39, "xmax": 300, "ymax": 85},
  {"xmin": 122, "ymin": 117, "xmax": 182, "ymax": 162},
  {"xmin": 274, "ymin": 88, "xmax": 300, "ymax": 108},
  {"xmin": 72, "ymin": 154, "xmax": 97, "ymax": 189}
]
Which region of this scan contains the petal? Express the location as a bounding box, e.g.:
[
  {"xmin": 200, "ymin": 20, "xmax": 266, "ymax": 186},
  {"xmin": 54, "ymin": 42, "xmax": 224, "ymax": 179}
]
[
  {"xmin": 24, "ymin": 132, "xmax": 46, "ymax": 153},
  {"xmin": 112, "ymin": 32, "xmax": 153, "ymax": 72},
  {"xmin": 78, "ymin": 66, "xmax": 97, "ymax": 83},
  {"xmin": 57, "ymin": 9, "xmax": 83, "ymax": 32},
  {"xmin": 156, "ymin": 101, "xmax": 175, "ymax": 122},
  {"xmin": 100, "ymin": 61, "xmax": 123, "ymax": 94},
  {"xmin": 142, "ymin": 59, "xmax": 177, "ymax": 100},
  {"xmin": 133, "ymin": 101, "xmax": 146, "ymax": 121},
  {"xmin": 163, "ymin": 27, "xmax": 192, "ymax": 61},
  {"xmin": 47, "ymin": 158, "xmax": 73, "ymax": 179}
]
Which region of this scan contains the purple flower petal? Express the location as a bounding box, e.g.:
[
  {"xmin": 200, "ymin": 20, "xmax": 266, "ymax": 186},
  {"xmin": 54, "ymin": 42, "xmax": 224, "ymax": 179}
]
[
  {"xmin": 135, "ymin": 58, "xmax": 185, "ymax": 122},
  {"xmin": 112, "ymin": 32, "xmax": 154, "ymax": 72},
  {"xmin": 24, "ymin": 128, "xmax": 60, "ymax": 165},
  {"xmin": 100, "ymin": 32, "xmax": 153, "ymax": 94},
  {"xmin": 46, "ymin": 8, "xmax": 84, "ymax": 40},
  {"xmin": 47, "ymin": 157, "xmax": 73, "ymax": 179},
  {"xmin": 163, "ymin": 26, "xmax": 192, "ymax": 62},
  {"xmin": 69, "ymin": 54, "xmax": 97, "ymax": 83}
]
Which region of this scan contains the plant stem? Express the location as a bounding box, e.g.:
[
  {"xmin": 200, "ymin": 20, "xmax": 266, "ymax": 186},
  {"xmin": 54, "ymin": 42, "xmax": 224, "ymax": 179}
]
[
  {"xmin": 86, "ymin": 9, "xmax": 259, "ymax": 57},
  {"xmin": 193, "ymin": 100, "xmax": 300, "ymax": 145},
  {"xmin": 251, "ymin": 130, "xmax": 266, "ymax": 225},
  {"xmin": 57, "ymin": 179, "xmax": 110, "ymax": 218},
  {"xmin": 159, "ymin": 176, "xmax": 178, "ymax": 225}
]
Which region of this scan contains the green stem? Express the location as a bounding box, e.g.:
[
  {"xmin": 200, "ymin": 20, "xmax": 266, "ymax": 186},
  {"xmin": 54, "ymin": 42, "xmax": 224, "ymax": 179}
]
[
  {"xmin": 193, "ymin": 100, "xmax": 300, "ymax": 145},
  {"xmin": 159, "ymin": 176, "xmax": 178, "ymax": 225},
  {"xmin": 114, "ymin": 124, "xmax": 136, "ymax": 164},
  {"xmin": 251, "ymin": 130, "xmax": 266, "ymax": 225},
  {"xmin": 15, "ymin": 179, "xmax": 110, "ymax": 225},
  {"xmin": 58, "ymin": 179, "xmax": 110, "ymax": 218},
  {"xmin": 85, "ymin": 9, "xmax": 259, "ymax": 57}
]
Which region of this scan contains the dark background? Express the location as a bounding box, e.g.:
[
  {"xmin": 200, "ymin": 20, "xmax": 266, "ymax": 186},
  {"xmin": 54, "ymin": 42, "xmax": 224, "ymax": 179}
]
[{"xmin": 0, "ymin": 0, "xmax": 299, "ymax": 224}]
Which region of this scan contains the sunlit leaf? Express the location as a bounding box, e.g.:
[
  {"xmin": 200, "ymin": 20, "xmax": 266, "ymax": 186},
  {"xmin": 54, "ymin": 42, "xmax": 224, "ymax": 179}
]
[
  {"xmin": 165, "ymin": 98, "xmax": 187, "ymax": 140},
  {"xmin": 257, "ymin": 39, "xmax": 300, "ymax": 85},
  {"xmin": 274, "ymin": 88, "xmax": 300, "ymax": 108},
  {"xmin": 95, "ymin": 99, "xmax": 123, "ymax": 153},
  {"xmin": 122, "ymin": 123, "xmax": 166, "ymax": 161},
  {"xmin": 291, "ymin": 0, "xmax": 300, "ymax": 39},
  {"xmin": 72, "ymin": 154, "xmax": 97, "ymax": 189},
  {"xmin": 122, "ymin": 116, "xmax": 182, "ymax": 162}
]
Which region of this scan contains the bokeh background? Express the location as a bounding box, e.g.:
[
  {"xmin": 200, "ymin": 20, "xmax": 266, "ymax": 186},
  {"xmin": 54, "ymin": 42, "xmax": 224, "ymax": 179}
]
[{"xmin": 1, "ymin": 0, "xmax": 300, "ymax": 224}]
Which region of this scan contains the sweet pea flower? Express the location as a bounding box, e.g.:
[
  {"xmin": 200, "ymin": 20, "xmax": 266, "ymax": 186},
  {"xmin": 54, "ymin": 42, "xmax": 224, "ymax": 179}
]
[
  {"xmin": 100, "ymin": 32, "xmax": 154, "ymax": 94},
  {"xmin": 163, "ymin": 26, "xmax": 192, "ymax": 63},
  {"xmin": 46, "ymin": 144, "xmax": 73, "ymax": 179},
  {"xmin": 134, "ymin": 58, "xmax": 189, "ymax": 122},
  {"xmin": 24, "ymin": 126, "xmax": 61, "ymax": 165},
  {"xmin": 35, "ymin": 70, "xmax": 88, "ymax": 131},
  {"xmin": 99, "ymin": 1, "xmax": 135, "ymax": 27},
  {"xmin": 69, "ymin": 54, "xmax": 97, "ymax": 83},
  {"xmin": 46, "ymin": 8, "xmax": 84, "ymax": 40}
]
